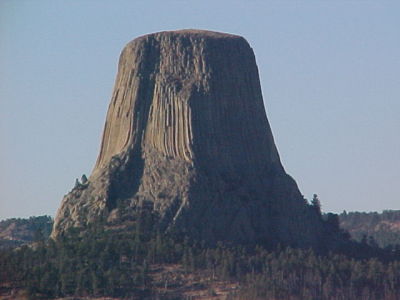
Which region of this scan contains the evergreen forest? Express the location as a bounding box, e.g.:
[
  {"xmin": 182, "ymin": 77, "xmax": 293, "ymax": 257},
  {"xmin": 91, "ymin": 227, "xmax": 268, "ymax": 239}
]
[
  {"xmin": 2, "ymin": 209, "xmax": 400, "ymax": 299},
  {"xmin": 339, "ymin": 210, "xmax": 400, "ymax": 248}
]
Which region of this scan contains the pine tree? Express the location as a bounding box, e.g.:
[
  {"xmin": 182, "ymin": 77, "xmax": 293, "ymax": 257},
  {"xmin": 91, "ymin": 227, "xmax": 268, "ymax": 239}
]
[{"xmin": 311, "ymin": 194, "xmax": 322, "ymax": 216}]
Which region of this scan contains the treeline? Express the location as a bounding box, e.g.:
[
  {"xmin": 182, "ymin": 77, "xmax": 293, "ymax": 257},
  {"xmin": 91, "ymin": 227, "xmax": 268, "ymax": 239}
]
[
  {"xmin": 0, "ymin": 215, "xmax": 53, "ymax": 249},
  {"xmin": 339, "ymin": 210, "xmax": 400, "ymax": 248},
  {"xmin": 2, "ymin": 212, "xmax": 400, "ymax": 299}
]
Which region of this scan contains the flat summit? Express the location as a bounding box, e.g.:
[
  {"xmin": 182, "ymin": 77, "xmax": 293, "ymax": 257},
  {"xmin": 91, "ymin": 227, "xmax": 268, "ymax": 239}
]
[{"xmin": 52, "ymin": 30, "xmax": 324, "ymax": 247}]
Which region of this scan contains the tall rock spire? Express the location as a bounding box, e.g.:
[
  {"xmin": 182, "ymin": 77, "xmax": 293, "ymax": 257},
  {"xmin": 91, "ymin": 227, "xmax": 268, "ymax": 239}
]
[{"xmin": 52, "ymin": 30, "xmax": 323, "ymax": 247}]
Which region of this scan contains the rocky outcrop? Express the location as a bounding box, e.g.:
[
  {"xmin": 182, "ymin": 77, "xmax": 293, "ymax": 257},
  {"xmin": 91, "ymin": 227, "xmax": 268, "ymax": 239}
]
[{"xmin": 52, "ymin": 30, "xmax": 324, "ymax": 247}]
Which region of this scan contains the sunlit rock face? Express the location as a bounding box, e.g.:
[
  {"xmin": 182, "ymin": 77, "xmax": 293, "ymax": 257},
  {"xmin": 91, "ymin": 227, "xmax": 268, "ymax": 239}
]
[{"xmin": 52, "ymin": 30, "xmax": 323, "ymax": 247}]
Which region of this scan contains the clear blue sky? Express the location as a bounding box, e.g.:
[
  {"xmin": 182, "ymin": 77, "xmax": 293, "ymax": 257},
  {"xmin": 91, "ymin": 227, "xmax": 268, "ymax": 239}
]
[{"xmin": 1, "ymin": 1, "xmax": 399, "ymax": 220}]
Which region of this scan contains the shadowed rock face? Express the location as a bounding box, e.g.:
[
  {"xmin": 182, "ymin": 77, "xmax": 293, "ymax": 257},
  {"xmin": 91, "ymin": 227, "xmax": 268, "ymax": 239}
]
[{"xmin": 52, "ymin": 30, "xmax": 323, "ymax": 247}]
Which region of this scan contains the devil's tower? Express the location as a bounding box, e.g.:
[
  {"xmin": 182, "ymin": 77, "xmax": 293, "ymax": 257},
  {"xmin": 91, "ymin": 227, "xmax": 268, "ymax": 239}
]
[{"xmin": 52, "ymin": 30, "xmax": 324, "ymax": 247}]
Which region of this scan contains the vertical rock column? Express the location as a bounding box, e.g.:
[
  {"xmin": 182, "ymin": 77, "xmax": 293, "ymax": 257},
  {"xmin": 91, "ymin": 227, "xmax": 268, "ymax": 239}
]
[{"xmin": 52, "ymin": 30, "xmax": 323, "ymax": 248}]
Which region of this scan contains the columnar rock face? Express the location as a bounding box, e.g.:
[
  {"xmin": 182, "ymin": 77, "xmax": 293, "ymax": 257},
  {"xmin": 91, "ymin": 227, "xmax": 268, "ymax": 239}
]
[{"xmin": 52, "ymin": 30, "xmax": 324, "ymax": 247}]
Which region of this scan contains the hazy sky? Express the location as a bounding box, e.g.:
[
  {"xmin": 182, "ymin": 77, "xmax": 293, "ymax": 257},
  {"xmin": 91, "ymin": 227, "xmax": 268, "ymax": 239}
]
[{"xmin": 1, "ymin": 1, "xmax": 399, "ymax": 220}]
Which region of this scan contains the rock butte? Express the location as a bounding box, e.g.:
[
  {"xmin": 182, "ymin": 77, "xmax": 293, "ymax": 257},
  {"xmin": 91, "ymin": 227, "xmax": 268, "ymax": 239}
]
[{"xmin": 52, "ymin": 29, "xmax": 324, "ymax": 247}]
